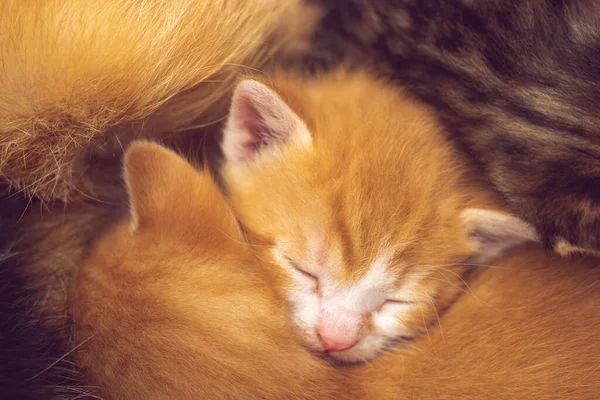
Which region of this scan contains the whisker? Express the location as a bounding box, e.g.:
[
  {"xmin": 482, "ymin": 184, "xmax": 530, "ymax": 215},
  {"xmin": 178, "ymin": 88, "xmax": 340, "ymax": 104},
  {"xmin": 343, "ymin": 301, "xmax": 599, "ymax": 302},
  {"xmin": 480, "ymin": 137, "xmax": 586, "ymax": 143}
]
[
  {"xmin": 172, "ymin": 115, "xmax": 228, "ymax": 132},
  {"xmin": 420, "ymin": 290, "xmax": 444, "ymax": 343},
  {"xmin": 28, "ymin": 335, "xmax": 95, "ymax": 381},
  {"xmin": 419, "ymin": 304, "xmax": 433, "ymax": 346},
  {"xmin": 401, "ymin": 261, "xmax": 512, "ymax": 271},
  {"xmin": 574, "ymin": 363, "xmax": 600, "ymax": 386},
  {"xmin": 426, "ymin": 276, "xmax": 499, "ymax": 310},
  {"xmin": 422, "ymin": 262, "xmax": 514, "ymax": 270},
  {"xmin": 214, "ymin": 211, "xmax": 271, "ymax": 250},
  {"xmin": 422, "ymin": 265, "xmax": 477, "ymax": 297},
  {"xmin": 383, "ymin": 340, "xmax": 425, "ymax": 356},
  {"xmin": 425, "ymin": 276, "xmax": 468, "ymax": 294}
]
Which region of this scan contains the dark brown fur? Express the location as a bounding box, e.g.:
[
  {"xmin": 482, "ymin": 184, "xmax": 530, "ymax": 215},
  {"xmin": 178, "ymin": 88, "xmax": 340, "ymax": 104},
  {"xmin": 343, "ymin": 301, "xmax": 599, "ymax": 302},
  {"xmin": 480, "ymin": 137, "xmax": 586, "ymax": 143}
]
[
  {"xmin": 0, "ymin": 186, "xmax": 123, "ymax": 399},
  {"xmin": 301, "ymin": 0, "xmax": 600, "ymax": 254}
]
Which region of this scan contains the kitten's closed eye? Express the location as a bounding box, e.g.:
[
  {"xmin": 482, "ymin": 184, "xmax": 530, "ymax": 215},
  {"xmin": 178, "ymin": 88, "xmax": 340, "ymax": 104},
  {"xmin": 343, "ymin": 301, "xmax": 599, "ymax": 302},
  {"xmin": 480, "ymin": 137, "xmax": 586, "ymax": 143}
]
[
  {"xmin": 383, "ymin": 299, "xmax": 414, "ymax": 305},
  {"xmin": 377, "ymin": 299, "xmax": 416, "ymax": 312},
  {"xmin": 285, "ymin": 257, "xmax": 319, "ymax": 290}
]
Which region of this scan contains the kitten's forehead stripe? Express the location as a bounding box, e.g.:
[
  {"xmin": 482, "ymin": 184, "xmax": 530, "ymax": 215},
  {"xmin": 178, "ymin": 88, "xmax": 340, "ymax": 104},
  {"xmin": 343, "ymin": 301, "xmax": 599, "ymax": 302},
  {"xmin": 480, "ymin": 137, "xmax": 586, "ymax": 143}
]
[
  {"xmin": 332, "ymin": 202, "xmax": 356, "ymax": 271},
  {"xmin": 317, "ymin": 245, "xmax": 328, "ymax": 266},
  {"xmin": 308, "ymin": 236, "xmax": 329, "ymax": 269}
]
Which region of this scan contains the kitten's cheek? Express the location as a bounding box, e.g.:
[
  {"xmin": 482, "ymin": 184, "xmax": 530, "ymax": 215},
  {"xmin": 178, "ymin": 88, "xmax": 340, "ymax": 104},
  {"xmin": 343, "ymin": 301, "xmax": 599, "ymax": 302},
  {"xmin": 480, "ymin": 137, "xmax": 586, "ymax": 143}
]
[
  {"xmin": 372, "ymin": 304, "xmax": 419, "ymax": 339},
  {"xmin": 286, "ymin": 291, "xmax": 323, "ymax": 350},
  {"xmin": 289, "ymin": 323, "xmax": 323, "ymax": 352}
]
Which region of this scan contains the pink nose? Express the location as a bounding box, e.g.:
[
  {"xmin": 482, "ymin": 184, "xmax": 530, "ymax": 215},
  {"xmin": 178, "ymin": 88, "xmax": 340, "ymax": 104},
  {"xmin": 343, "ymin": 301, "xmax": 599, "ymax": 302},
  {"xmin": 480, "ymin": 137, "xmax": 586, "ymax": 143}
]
[
  {"xmin": 317, "ymin": 310, "xmax": 360, "ymax": 352},
  {"xmin": 318, "ymin": 327, "xmax": 358, "ymax": 351}
]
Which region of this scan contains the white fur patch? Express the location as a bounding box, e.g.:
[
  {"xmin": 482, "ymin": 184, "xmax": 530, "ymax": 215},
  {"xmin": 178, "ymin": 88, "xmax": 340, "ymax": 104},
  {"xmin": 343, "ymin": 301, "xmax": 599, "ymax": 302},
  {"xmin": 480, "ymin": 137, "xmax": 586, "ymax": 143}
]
[
  {"xmin": 373, "ymin": 301, "xmax": 415, "ymax": 337},
  {"xmin": 272, "ymin": 246, "xmax": 321, "ymax": 346},
  {"xmin": 319, "ymin": 253, "xmax": 393, "ymax": 312},
  {"xmin": 275, "ymin": 245, "xmax": 429, "ymax": 360}
]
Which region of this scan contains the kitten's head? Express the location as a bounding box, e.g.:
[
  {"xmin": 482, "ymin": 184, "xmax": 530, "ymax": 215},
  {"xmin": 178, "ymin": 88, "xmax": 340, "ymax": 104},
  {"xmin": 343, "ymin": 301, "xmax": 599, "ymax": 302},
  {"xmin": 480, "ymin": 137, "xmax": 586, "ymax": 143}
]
[{"xmin": 221, "ymin": 71, "xmax": 539, "ymax": 363}]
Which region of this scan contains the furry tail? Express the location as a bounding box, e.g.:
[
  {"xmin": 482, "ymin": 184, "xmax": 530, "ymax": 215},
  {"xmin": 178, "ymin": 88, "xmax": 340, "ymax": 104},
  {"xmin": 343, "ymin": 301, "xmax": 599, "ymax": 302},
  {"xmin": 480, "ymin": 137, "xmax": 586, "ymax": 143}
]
[{"xmin": 0, "ymin": 0, "xmax": 317, "ymax": 202}]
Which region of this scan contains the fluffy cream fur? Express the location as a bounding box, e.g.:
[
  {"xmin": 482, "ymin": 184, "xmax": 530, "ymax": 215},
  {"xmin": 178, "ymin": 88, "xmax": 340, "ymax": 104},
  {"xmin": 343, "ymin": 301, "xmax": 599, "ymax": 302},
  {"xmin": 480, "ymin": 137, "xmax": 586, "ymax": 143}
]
[{"xmin": 0, "ymin": 0, "xmax": 316, "ymax": 201}]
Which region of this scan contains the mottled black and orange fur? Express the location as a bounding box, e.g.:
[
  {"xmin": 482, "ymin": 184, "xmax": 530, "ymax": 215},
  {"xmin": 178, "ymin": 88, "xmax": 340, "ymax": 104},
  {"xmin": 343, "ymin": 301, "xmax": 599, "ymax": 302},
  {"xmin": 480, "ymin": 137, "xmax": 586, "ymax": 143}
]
[{"xmin": 303, "ymin": 0, "xmax": 600, "ymax": 254}]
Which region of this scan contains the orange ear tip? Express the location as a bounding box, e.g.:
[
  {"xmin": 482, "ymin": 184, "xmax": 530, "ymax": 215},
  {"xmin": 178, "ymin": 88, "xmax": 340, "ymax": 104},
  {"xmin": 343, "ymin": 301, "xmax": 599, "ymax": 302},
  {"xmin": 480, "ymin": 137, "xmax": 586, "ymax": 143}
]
[
  {"xmin": 124, "ymin": 140, "xmax": 164, "ymax": 163},
  {"xmin": 123, "ymin": 140, "xmax": 185, "ymax": 179}
]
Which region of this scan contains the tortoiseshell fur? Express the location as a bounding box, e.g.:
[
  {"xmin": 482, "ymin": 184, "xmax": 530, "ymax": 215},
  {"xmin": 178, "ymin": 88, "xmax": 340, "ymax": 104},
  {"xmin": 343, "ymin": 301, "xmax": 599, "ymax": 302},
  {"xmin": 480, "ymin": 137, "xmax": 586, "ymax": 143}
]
[{"xmin": 303, "ymin": 0, "xmax": 600, "ymax": 253}]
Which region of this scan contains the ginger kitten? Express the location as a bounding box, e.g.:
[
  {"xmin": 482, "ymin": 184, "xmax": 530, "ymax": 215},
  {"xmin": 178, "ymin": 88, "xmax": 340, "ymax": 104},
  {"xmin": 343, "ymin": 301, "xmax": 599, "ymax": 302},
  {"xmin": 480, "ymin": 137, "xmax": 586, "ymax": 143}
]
[
  {"xmin": 71, "ymin": 141, "xmax": 355, "ymax": 400},
  {"xmin": 73, "ymin": 141, "xmax": 600, "ymax": 399},
  {"xmin": 220, "ymin": 69, "xmax": 540, "ymax": 363}
]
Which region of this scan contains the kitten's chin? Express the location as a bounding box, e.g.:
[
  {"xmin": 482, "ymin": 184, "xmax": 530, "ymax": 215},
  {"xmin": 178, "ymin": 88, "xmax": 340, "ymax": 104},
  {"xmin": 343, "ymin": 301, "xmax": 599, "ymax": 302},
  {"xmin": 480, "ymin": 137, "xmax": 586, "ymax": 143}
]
[
  {"xmin": 323, "ymin": 346, "xmax": 381, "ymax": 364},
  {"xmin": 302, "ymin": 342, "xmax": 377, "ymax": 365}
]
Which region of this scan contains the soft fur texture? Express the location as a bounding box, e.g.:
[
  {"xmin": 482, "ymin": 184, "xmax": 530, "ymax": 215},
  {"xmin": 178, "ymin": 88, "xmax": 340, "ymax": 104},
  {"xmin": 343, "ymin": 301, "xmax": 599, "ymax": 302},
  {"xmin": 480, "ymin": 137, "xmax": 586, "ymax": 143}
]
[
  {"xmin": 0, "ymin": 189, "xmax": 86, "ymax": 400},
  {"xmin": 0, "ymin": 264, "xmax": 82, "ymax": 400},
  {"xmin": 72, "ymin": 142, "xmax": 354, "ymax": 400},
  {"xmin": 220, "ymin": 69, "xmax": 538, "ymax": 362},
  {"xmin": 0, "ymin": 186, "xmax": 124, "ymax": 400},
  {"xmin": 361, "ymin": 247, "xmax": 600, "ymax": 400},
  {"xmin": 300, "ymin": 0, "xmax": 600, "ymax": 255},
  {"xmin": 0, "ymin": 2, "xmax": 317, "ymax": 397},
  {"xmin": 0, "ymin": 0, "xmax": 316, "ymax": 202},
  {"xmin": 73, "ymin": 141, "xmax": 600, "ymax": 399}
]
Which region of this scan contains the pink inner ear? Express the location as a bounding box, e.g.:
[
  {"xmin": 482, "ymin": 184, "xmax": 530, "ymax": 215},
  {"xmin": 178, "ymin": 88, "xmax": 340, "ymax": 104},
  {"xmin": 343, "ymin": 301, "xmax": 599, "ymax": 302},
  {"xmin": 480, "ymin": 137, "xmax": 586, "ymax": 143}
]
[
  {"xmin": 224, "ymin": 79, "xmax": 309, "ymax": 164},
  {"xmin": 234, "ymin": 95, "xmax": 276, "ymax": 159}
]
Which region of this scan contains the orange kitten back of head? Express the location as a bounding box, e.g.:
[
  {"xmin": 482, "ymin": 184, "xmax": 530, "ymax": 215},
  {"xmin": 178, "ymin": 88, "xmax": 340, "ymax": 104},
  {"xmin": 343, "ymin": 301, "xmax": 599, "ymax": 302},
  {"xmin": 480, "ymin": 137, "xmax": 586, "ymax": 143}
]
[
  {"xmin": 220, "ymin": 69, "xmax": 540, "ymax": 362},
  {"xmin": 72, "ymin": 141, "xmax": 353, "ymax": 400}
]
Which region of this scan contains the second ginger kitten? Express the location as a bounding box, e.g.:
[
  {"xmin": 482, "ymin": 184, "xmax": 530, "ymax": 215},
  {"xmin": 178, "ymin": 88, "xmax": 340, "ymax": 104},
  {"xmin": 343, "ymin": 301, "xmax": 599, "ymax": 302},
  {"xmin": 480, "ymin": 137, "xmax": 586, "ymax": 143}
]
[{"xmin": 220, "ymin": 69, "xmax": 540, "ymax": 362}]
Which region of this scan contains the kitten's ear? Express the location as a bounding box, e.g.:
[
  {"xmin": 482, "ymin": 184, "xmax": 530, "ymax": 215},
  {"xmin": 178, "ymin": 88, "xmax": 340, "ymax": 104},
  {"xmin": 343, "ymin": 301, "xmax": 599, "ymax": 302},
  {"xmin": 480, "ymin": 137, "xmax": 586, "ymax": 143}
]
[
  {"xmin": 124, "ymin": 141, "xmax": 243, "ymax": 243},
  {"xmin": 461, "ymin": 208, "xmax": 540, "ymax": 263},
  {"xmin": 124, "ymin": 141, "xmax": 198, "ymax": 232},
  {"xmin": 222, "ymin": 79, "xmax": 311, "ymax": 164}
]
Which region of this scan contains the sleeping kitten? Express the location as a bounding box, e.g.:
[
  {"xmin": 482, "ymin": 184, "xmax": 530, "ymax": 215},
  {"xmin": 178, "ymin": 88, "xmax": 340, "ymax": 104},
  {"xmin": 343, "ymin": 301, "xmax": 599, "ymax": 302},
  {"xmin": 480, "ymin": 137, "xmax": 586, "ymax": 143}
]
[
  {"xmin": 219, "ymin": 69, "xmax": 539, "ymax": 362},
  {"xmin": 300, "ymin": 0, "xmax": 600, "ymax": 256},
  {"xmin": 73, "ymin": 141, "xmax": 600, "ymax": 399},
  {"xmin": 71, "ymin": 141, "xmax": 355, "ymax": 400}
]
